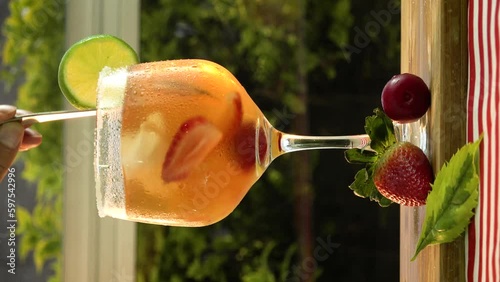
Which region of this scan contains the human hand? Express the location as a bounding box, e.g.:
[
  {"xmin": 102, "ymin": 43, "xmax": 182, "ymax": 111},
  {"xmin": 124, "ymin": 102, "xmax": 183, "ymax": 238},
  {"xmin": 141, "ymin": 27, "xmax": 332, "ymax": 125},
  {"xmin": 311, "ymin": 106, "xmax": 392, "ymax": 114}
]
[{"xmin": 0, "ymin": 105, "xmax": 42, "ymax": 180}]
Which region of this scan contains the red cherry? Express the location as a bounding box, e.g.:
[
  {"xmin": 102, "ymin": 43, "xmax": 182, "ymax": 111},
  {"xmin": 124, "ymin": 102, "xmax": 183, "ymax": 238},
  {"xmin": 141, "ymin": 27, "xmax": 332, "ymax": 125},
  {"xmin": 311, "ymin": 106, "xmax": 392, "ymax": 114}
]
[{"xmin": 381, "ymin": 73, "xmax": 431, "ymax": 123}]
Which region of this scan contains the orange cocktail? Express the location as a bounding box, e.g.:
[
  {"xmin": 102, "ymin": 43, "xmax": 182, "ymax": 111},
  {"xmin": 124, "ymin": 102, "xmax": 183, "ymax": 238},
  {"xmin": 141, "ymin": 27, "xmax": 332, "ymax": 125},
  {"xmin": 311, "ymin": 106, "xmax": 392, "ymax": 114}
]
[{"xmin": 95, "ymin": 59, "xmax": 270, "ymax": 226}]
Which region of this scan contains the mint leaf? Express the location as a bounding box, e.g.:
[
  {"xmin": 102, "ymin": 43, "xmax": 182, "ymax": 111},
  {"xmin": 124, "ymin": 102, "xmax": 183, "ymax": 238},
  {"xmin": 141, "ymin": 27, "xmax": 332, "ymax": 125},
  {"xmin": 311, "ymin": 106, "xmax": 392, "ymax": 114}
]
[
  {"xmin": 412, "ymin": 136, "xmax": 482, "ymax": 260},
  {"xmin": 345, "ymin": 148, "xmax": 378, "ymax": 164},
  {"xmin": 348, "ymin": 167, "xmax": 392, "ymax": 207},
  {"xmin": 364, "ymin": 108, "xmax": 396, "ymax": 154}
]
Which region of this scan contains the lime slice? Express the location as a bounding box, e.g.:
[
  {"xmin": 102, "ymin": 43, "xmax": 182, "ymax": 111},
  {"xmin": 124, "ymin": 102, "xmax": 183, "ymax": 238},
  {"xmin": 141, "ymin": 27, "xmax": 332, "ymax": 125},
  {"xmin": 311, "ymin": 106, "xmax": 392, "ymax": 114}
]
[{"xmin": 58, "ymin": 34, "xmax": 139, "ymax": 109}]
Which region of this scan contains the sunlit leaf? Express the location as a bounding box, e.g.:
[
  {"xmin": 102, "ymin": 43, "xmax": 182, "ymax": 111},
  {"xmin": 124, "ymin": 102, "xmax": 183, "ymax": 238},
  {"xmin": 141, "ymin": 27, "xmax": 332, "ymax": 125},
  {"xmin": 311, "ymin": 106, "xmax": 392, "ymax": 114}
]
[{"xmin": 412, "ymin": 136, "xmax": 482, "ymax": 260}]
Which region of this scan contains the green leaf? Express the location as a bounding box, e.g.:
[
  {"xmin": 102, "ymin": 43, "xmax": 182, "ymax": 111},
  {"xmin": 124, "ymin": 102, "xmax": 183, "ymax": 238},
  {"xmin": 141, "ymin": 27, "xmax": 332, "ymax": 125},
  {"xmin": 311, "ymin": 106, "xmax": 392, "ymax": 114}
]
[
  {"xmin": 364, "ymin": 108, "xmax": 396, "ymax": 154},
  {"xmin": 16, "ymin": 206, "xmax": 32, "ymax": 233},
  {"xmin": 34, "ymin": 239, "xmax": 49, "ymax": 272},
  {"xmin": 283, "ymin": 93, "xmax": 306, "ymax": 114},
  {"xmin": 349, "ymin": 168, "xmax": 392, "ymax": 207},
  {"xmin": 344, "ymin": 148, "xmax": 378, "ymax": 164},
  {"xmin": 279, "ymin": 244, "xmax": 297, "ymax": 282},
  {"xmin": 412, "ymin": 136, "xmax": 482, "ymax": 260},
  {"xmin": 242, "ymin": 241, "xmax": 277, "ymax": 282},
  {"xmin": 345, "ymin": 108, "xmax": 394, "ymax": 207}
]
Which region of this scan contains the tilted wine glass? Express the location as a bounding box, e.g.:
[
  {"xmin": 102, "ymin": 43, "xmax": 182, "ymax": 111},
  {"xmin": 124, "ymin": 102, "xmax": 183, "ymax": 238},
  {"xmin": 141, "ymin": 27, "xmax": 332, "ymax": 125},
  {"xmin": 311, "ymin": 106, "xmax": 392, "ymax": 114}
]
[
  {"xmin": 1, "ymin": 59, "xmax": 370, "ymax": 227},
  {"xmin": 94, "ymin": 59, "xmax": 370, "ymax": 227}
]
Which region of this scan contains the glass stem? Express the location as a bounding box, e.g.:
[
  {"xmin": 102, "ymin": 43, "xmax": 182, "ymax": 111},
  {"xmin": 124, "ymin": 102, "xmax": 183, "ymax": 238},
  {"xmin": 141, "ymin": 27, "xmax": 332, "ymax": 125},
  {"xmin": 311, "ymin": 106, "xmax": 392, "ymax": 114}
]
[{"xmin": 271, "ymin": 131, "xmax": 371, "ymax": 160}]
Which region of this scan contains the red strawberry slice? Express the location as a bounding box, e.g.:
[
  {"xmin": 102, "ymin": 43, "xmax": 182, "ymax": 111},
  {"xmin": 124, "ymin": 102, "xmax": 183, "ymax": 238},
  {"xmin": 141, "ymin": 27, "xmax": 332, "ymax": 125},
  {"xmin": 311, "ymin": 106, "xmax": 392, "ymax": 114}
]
[
  {"xmin": 230, "ymin": 92, "xmax": 243, "ymax": 129},
  {"xmin": 217, "ymin": 91, "xmax": 243, "ymax": 136},
  {"xmin": 373, "ymin": 142, "xmax": 434, "ymax": 206},
  {"xmin": 233, "ymin": 122, "xmax": 268, "ymax": 170},
  {"xmin": 162, "ymin": 117, "xmax": 223, "ymax": 182}
]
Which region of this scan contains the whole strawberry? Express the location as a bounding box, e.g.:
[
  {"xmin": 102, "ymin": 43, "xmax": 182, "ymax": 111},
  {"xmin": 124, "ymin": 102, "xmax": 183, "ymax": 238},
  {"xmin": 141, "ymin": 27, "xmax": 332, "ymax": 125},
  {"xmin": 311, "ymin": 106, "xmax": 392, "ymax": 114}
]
[
  {"xmin": 345, "ymin": 109, "xmax": 434, "ymax": 207},
  {"xmin": 373, "ymin": 142, "xmax": 434, "ymax": 206}
]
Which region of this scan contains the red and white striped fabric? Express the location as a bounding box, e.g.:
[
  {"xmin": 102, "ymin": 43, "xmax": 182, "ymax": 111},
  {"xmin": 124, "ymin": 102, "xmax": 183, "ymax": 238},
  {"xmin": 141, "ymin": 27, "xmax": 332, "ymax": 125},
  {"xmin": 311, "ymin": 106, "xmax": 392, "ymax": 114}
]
[{"xmin": 467, "ymin": 0, "xmax": 500, "ymax": 281}]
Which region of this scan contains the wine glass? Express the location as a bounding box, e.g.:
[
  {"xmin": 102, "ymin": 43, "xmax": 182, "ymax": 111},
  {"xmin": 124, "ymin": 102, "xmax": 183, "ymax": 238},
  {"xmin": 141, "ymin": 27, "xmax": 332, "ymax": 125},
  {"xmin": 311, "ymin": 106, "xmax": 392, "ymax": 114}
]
[
  {"xmin": 2, "ymin": 59, "xmax": 370, "ymax": 227},
  {"xmin": 93, "ymin": 59, "xmax": 370, "ymax": 227}
]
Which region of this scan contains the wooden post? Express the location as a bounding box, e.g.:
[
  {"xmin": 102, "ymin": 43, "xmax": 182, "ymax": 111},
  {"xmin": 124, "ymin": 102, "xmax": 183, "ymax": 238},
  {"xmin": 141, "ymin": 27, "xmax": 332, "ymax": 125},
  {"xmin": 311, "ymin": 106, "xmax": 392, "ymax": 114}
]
[
  {"xmin": 62, "ymin": 1, "xmax": 140, "ymax": 281},
  {"xmin": 399, "ymin": 0, "xmax": 468, "ymax": 281}
]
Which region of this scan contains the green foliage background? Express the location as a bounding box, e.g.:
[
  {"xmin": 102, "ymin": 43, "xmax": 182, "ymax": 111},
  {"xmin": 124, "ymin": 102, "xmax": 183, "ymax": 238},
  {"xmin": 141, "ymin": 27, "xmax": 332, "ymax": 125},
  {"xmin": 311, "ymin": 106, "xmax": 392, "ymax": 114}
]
[
  {"xmin": 2, "ymin": 0, "xmax": 65, "ymax": 281},
  {"xmin": 138, "ymin": 0, "xmax": 401, "ymax": 281}
]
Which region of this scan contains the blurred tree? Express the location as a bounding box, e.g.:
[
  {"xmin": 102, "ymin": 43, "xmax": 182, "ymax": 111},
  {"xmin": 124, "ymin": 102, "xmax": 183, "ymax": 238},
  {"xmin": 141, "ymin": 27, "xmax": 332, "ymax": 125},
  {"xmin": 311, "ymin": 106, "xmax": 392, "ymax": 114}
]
[
  {"xmin": 1, "ymin": 0, "xmax": 65, "ymax": 281},
  {"xmin": 138, "ymin": 0, "xmax": 401, "ymax": 281}
]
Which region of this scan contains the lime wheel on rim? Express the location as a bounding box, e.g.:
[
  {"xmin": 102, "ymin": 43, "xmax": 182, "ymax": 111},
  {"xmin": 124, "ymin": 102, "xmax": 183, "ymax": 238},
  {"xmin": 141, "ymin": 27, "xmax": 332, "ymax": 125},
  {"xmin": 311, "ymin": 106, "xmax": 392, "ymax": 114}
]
[{"xmin": 58, "ymin": 34, "xmax": 139, "ymax": 109}]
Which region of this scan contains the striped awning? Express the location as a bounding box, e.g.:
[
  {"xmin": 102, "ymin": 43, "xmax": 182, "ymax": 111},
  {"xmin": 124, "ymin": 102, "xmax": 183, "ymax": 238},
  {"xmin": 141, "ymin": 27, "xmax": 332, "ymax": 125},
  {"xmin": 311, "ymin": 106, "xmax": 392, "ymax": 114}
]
[{"xmin": 467, "ymin": 0, "xmax": 500, "ymax": 281}]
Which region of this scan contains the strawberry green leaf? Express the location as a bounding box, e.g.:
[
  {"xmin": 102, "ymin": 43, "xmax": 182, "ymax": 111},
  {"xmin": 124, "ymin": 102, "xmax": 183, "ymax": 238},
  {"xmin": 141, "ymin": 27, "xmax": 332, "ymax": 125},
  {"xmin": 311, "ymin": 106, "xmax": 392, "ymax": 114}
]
[
  {"xmin": 365, "ymin": 108, "xmax": 396, "ymax": 154},
  {"xmin": 412, "ymin": 136, "xmax": 482, "ymax": 260},
  {"xmin": 344, "ymin": 148, "xmax": 378, "ymax": 164},
  {"xmin": 349, "ymin": 167, "xmax": 392, "ymax": 207},
  {"xmin": 345, "ymin": 108, "xmax": 395, "ymax": 207}
]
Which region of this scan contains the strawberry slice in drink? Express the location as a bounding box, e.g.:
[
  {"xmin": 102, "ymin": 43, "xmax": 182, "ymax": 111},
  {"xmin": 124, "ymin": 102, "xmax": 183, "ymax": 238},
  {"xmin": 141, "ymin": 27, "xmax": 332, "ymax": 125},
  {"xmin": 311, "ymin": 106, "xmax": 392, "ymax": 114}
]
[
  {"xmin": 162, "ymin": 117, "xmax": 223, "ymax": 182},
  {"xmin": 233, "ymin": 122, "xmax": 268, "ymax": 170},
  {"xmin": 216, "ymin": 91, "xmax": 243, "ymax": 137}
]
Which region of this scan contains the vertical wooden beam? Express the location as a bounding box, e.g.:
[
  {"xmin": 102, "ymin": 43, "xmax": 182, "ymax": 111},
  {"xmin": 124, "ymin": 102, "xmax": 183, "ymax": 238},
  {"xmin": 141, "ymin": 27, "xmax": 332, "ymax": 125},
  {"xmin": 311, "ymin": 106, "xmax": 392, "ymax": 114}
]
[
  {"xmin": 400, "ymin": 0, "xmax": 468, "ymax": 281},
  {"xmin": 62, "ymin": 1, "xmax": 140, "ymax": 281}
]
